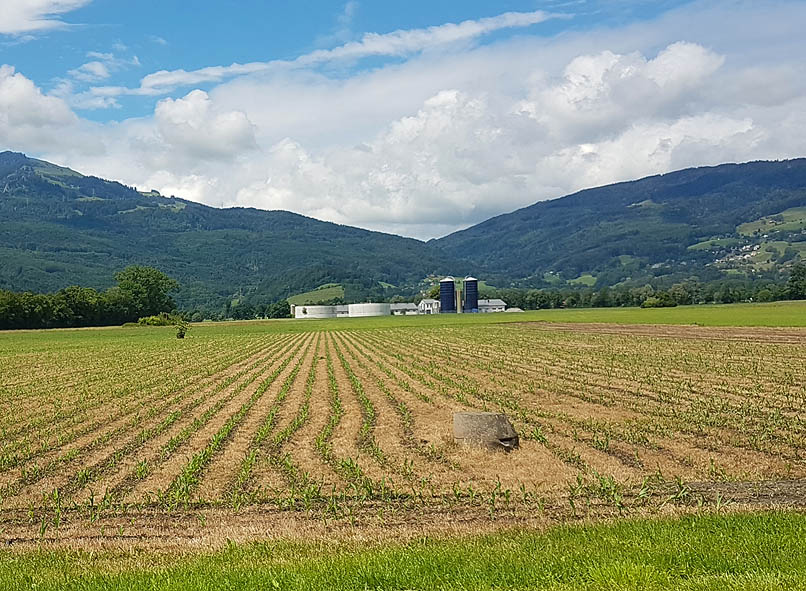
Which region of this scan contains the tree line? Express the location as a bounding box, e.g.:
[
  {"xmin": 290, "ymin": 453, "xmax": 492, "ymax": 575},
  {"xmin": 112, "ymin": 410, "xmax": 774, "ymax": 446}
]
[
  {"xmin": 0, "ymin": 266, "xmax": 180, "ymax": 330},
  {"xmin": 483, "ymin": 264, "xmax": 806, "ymax": 310}
]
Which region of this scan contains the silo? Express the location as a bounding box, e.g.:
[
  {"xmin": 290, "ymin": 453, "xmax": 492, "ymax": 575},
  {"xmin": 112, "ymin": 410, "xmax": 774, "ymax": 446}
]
[
  {"xmin": 440, "ymin": 276, "xmax": 456, "ymax": 313},
  {"xmin": 464, "ymin": 276, "xmax": 479, "ymax": 313}
]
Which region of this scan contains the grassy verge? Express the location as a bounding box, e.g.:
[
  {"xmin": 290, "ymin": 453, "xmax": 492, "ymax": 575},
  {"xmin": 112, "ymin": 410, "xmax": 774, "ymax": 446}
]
[
  {"xmin": 179, "ymin": 299, "xmax": 806, "ymax": 330},
  {"xmin": 2, "ymin": 512, "xmax": 805, "ymax": 590},
  {"xmin": 2, "ymin": 302, "xmax": 806, "ymax": 349}
]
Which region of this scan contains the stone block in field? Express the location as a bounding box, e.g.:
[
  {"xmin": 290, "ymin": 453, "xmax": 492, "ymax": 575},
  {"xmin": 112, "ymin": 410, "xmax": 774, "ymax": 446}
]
[{"xmin": 453, "ymin": 412, "xmax": 519, "ymax": 451}]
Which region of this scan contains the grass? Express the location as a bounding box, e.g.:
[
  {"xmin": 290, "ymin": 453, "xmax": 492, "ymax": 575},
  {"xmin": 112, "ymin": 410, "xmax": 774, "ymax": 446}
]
[
  {"xmin": 287, "ymin": 284, "xmax": 345, "ymax": 306},
  {"xmin": 1, "ymin": 512, "xmax": 804, "ymax": 590},
  {"xmin": 244, "ymin": 300, "xmax": 806, "ymax": 330},
  {"xmin": 738, "ymin": 206, "xmax": 806, "ymax": 236},
  {"xmin": 569, "ymin": 273, "xmax": 597, "ymax": 286},
  {"xmin": 2, "ymin": 301, "xmax": 806, "ymax": 351},
  {"xmin": 687, "ymin": 237, "xmax": 742, "ymax": 251}
]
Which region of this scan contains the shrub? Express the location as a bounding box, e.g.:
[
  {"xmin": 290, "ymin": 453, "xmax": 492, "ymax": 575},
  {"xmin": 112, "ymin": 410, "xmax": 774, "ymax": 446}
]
[{"xmin": 137, "ymin": 312, "xmax": 182, "ymax": 326}]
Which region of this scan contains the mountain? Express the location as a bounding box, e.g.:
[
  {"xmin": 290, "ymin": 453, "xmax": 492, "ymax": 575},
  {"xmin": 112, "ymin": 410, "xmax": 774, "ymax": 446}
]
[
  {"xmin": 2, "ymin": 151, "xmax": 805, "ymax": 309},
  {"xmin": 0, "ymin": 151, "xmax": 458, "ymax": 308},
  {"xmin": 434, "ymin": 159, "xmax": 806, "ymax": 288}
]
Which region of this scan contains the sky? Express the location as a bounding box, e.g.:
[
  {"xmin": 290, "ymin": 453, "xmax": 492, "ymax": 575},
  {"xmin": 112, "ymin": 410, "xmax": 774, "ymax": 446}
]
[{"xmin": 1, "ymin": 1, "xmax": 805, "ymax": 239}]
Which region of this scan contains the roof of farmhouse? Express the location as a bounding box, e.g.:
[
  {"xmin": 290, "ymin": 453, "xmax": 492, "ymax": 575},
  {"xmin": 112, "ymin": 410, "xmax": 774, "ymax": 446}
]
[{"xmin": 479, "ymin": 299, "xmax": 506, "ymax": 306}]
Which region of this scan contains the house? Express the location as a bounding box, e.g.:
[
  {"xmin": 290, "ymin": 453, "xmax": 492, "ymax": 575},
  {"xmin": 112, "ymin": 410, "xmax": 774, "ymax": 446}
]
[
  {"xmin": 418, "ymin": 298, "xmax": 440, "ymax": 314},
  {"xmin": 391, "ymin": 303, "xmax": 418, "ymax": 316},
  {"xmin": 478, "ymin": 298, "xmax": 506, "ymax": 313}
]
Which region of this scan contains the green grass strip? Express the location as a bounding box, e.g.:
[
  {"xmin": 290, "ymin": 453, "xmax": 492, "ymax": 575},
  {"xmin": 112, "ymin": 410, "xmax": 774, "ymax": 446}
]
[{"xmin": 2, "ymin": 512, "xmax": 805, "ymax": 590}]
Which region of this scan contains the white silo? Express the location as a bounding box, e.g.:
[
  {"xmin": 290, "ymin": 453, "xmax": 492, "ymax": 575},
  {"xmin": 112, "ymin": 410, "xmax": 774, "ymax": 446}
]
[{"xmin": 347, "ymin": 303, "xmax": 392, "ymax": 317}]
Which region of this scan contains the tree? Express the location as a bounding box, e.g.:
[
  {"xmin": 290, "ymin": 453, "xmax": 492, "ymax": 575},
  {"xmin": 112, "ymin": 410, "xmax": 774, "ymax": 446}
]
[
  {"xmin": 114, "ymin": 266, "xmax": 179, "ymax": 321},
  {"xmin": 787, "ymin": 263, "xmax": 806, "ymax": 299},
  {"xmin": 267, "ymin": 300, "xmax": 291, "ymax": 319}
]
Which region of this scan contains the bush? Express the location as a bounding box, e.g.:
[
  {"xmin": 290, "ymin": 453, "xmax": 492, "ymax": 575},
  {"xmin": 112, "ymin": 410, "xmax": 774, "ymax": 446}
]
[
  {"xmin": 175, "ymin": 318, "xmax": 190, "ymax": 339},
  {"xmin": 137, "ymin": 312, "xmax": 182, "ymax": 326},
  {"xmin": 641, "ymin": 294, "xmax": 677, "ymax": 308}
]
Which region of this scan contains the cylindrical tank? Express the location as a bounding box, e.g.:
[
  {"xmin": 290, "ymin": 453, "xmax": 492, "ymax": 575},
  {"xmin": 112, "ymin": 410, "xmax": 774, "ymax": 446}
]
[
  {"xmin": 347, "ymin": 303, "xmax": 391, "ymax": 317},
  {"xmin": 464, "ymin": 276, "xmax": 478, "ymax": 313},
  {"xmin": 440, "ymin": 276, "xmax": 456, "ymax": 313},
  {"xmin": 295, "ymin": 305, "xmax": 336, "ymax": 319}
]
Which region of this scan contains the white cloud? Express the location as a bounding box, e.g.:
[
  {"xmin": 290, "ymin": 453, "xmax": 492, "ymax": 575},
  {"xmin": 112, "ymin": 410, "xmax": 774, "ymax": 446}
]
[
  {"xmin": 0, "ymin": 0, "xmax": 92, "ymax": 35},
  {"xmin": 0, "ymin": 65, "xmax": 78, "ymax": 147},
  {"xmin": 92, "ymin": 9, "xmax": 556, "ymax": 97},
  {"xmin": 68, "ymin": 51, "xmax": 140, "ymax": 82},
  {"xmin": 6, "ymin": 2, "xmax": 806, "ymax": 239},
  {"xmin": 153, "ymin": 90, "xmax": 257, "ymax": 160},
  {"xmin": 69, "ymin": 60, "xmax": 110, "ymax": 82}
]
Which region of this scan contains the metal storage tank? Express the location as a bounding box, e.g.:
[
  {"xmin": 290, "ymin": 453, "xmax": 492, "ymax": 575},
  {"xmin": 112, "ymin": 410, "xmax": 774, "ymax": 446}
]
[
  {"xmin": 347, "ymin": 303, "xmax": 391, "ymax": 317},
  {"xmin": 294, "ymin": 305, "xmax": 336, "ymax": 319},
  {"xmin": 440, "ymin": 276, "xmax": 456, "ymax": 313},
  {"xmin": 464, "ymin": 276, "xmax": 479, "ymax": 313}
]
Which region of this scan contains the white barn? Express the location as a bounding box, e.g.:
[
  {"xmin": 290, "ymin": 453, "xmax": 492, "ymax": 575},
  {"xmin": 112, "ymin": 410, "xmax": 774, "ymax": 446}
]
[
  {"xmin": 391, "ymin": 303, "xmax": 418, "ymax": 316},
  {"xmin": 478, "ymin": 299, "xmax": 506, "ymax": 313},
  {"xmin": 418, "ymin": 298, "xmax": 440, "ymax": 315}
]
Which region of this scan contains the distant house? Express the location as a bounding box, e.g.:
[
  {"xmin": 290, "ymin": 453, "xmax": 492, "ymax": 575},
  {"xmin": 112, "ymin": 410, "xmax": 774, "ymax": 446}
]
[
  {"xmin": 391, "ymin": 303, "xmax": 418, "ymax": 316},
  {"xmin": 478, "ymin": 298, "xmax": 506, "ymax": 313},
  {"xmin": 418, "ymin": 298, "xmax": 440, "ymax": 314}
]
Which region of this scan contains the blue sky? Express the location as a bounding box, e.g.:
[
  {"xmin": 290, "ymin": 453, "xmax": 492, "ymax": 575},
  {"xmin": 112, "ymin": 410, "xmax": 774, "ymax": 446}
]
[
  {"xmin": 3, "ymin": 0, "xmax": 691, "ymax": 121},
  {"xmin": 1, "ymin": 1, "xmax": 805, "ymax": 238}
]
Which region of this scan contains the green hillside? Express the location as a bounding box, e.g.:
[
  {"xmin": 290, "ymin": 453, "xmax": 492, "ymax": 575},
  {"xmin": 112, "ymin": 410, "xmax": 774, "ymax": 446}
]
[
  {"xmin": 434, "ymin": 159, "xmax": 806, "ymax": 288},
  {"xmin": 0, "ymin": 152, "xmax": 457, "ymax": 309},
  {"xmin": 287, "ymin": 283, "xmax": 345, "ymax": 305},
  {"xmin": 2, "ymin": 151, "xmax": 806, "ymax": 309}
]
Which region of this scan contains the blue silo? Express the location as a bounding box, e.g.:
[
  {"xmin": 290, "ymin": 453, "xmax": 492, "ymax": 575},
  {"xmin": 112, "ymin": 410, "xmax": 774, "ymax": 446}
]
[
  {"xmin": 464, "ymin": 276, "xmax": 479, "ymax": 313},
  {"xmin": 439, "ymin": 276, "xmax": 456, "ymax": 313}
]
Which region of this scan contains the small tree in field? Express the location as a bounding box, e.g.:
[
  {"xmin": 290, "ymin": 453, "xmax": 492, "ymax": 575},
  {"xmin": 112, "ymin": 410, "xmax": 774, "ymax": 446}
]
[{"xmin": 175, "ymin": 317, "xmax": 190, "ymax": 339}]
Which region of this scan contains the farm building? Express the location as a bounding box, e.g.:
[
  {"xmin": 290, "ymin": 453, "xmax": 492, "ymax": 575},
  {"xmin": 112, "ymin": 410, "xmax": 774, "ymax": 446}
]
[
  {"xmin": 348, "ymin": 303, "xmax": 392, "ymax": 317},
  {"xmin": 295, "ymin": 303, "xmax": 391, "ymax": 318},
  {"xmin": 418, "ymin": 299, "xmax": 440, "ymax": 314},
  {"xmin": 391, "ymin": 303, "xmax": 418, "ymax": 316},
  {"xmin": 294, "ymin": 305, "xmax": 337, "ymax": 319},
  {"xmin": 478, "ymin": 299, "xmax": 507, "ymax": 313}
]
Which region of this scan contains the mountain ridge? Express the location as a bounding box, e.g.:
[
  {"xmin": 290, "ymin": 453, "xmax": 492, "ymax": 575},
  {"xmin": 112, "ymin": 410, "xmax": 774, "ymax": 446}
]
[
  {"xmin": 433, "ymin": 158, "xmax": 806, "ymax": 287},
  {"xmin": 1, "ymin": 150, "xmax": 805, "ymax": 309},
  {"xmin": 0, "ymin": 151, "xmax": 459, "ymax": 308}
]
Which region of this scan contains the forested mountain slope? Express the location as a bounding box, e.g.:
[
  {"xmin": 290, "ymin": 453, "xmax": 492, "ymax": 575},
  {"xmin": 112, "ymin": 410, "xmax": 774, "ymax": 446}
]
[
  {"xmin": 2, "ymin": 150, "xmax": 805, "ymax": 309},
  {"xmin": 0, "ymin": 151, "xmax": 456, "ymax": 308},
  {"xmin": 434, "ymin": 159, "xmax": 806, "ymax": 287}
]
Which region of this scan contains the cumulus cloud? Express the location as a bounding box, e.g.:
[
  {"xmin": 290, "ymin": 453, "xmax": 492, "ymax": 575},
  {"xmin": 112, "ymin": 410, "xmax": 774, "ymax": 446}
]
[
  {"xmin": 0, "ymin": 0, "xmax": 91, "ymax": 35},
  {"xmin": 154, "ymin": 90, "xmax": 257, "ymax": 159},
  {"xmin": 0, "ymin": 65, "xmax": 77, "ymax": 147},
  {"xmin": 5, "ymin": 3, "xmax": 806, "ymax": 239}
]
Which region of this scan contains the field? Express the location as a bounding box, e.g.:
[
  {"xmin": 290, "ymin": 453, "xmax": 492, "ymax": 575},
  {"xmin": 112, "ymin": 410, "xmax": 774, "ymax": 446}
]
[
  {"xmin": 286, "ymin": 283, "xmax": 345, "ymax": 305},
  {"xmin": 0, "ymin": 302, "xmax": 804, "ymax": 553}
]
